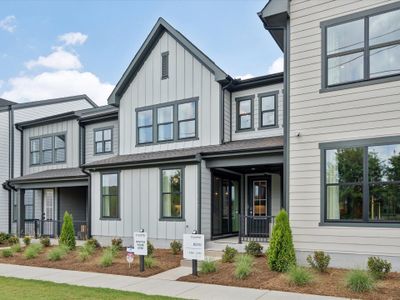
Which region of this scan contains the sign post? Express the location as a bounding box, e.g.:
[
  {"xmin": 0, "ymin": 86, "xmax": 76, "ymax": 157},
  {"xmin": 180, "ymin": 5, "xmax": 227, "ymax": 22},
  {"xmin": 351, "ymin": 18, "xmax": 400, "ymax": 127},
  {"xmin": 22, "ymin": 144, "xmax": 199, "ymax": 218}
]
[
  {"xmin": 183, "ymin": 230, "xmax": 204, "ymax": 276},
  {"xmin": 134, "ymin": 229, "xmax": 147, "ymax": 272},
  {"xmin": 126, "ymin": 246, "xmax": 135, "ymax": 268}
]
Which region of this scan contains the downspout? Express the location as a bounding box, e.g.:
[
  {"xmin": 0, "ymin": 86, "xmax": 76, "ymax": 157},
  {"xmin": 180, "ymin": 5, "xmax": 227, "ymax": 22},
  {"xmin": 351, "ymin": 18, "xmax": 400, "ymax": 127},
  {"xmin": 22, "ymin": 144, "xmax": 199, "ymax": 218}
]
[
  {"xmin": 220, "ymin": 77, "xmax": 235, "ymax": 144},
  {"xmin": 8, "ymin": 105, "xmax": 14, "ymax": 234}
]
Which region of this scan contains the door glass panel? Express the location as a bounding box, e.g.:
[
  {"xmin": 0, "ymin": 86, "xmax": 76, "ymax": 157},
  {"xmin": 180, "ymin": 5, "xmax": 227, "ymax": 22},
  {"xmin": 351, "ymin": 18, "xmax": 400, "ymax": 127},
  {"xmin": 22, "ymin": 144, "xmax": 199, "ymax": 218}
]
[
  {"xmin": 212, "ymin": 176, "xmax": 222, "ymax": 236},
  {"xmin": 43, "ymin": 189, "xmax": 54, "ymax": 220},
  {"xmin": 253, "ymin": 180, "xmax": 267, "ymax": 216},
  {"xmin": 231, "ymin": 180, "xmax": 239, "ymax": 232},
  {"xmin": 222, "ymin": 179, "xmax": 230, "ymax": 234}
]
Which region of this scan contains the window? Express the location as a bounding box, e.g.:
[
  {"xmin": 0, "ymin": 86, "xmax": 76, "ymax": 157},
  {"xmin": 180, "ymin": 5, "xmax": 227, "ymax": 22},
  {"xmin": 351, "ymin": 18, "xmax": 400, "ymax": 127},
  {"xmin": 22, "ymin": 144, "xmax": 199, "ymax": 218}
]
[
  {"xmin": 157, "ymin": 106, "xmax": 173, "ymax": 142},
  {"xmin": 178, "ymin": 101, "xmax": 196, "ymax": 139},
  {"xmin": 30, "ymin": 138, "xmax": 40, "ymax": 165},
  {"xmin": 161, "ymin": 168, "xmax": 183, "ymax": 219},
  {"xmin": 136, "ymin": 98, "xmax": 198, "ymax": 145},
  {"xmin": 94, "ymin": 128, "xmax": 113, "ymax": 154},
  {"xmin": 54, "ymin": 135, "xmax": 66, "ymax": 162},
  {"xmin": 322, "ymin": 5, "xmax": 400, "ymax": 88},
  {"xmin": 236, "ymin": 96, "xmax": 253, "ymax": 131},
  {"xmin": 101, "ymin": 173, "xmax": 119, "ymax": 219},
  {"xmin": 161, "ymin": 52, "xmax": 169, "ymax": 79},
  {"xmin": 42, "ymin": 137, "xmax": 53, "ymax": 164},
  {"xmin": 24, "ymin": 190, "xmax": 34, "ymax": 220},
  {"xmin": 137, "ymin": 109, "xmax": 153, "ymax": 144},
  {"xmin": 259, "ymin": 92, "xmax": 277, "ymax": 128},
  {"xmin": 322, "ymin": 139, "xmax": 400, "ymax": 224}
]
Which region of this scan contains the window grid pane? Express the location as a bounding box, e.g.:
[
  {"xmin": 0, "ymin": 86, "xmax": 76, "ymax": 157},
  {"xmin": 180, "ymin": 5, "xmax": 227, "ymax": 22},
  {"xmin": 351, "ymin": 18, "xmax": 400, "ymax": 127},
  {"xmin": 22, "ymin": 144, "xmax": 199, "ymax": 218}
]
[
  {"xmin": 102, "ymin": 173, "xmax": 119, "ymax": 218},
  {"xmin": 161, "ymin": 169, "xmax": 182, "ymax": 218}
]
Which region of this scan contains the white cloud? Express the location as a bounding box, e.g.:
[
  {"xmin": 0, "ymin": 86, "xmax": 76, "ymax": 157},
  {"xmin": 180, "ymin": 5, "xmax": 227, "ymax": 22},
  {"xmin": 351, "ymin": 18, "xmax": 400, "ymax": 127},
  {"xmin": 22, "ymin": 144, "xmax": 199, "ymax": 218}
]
[
  {"xmin": 235, "ymin": 74, "xmax": 254, "ymax": 80},
  {"xmin": 58, "ymin": 32, "xmax": 88, "ymax": 45},
  {"xmin": 0, "ymin": 15, "xmax": 16, "ymax": 33},
  {"xmin": 267, "ymin": 56, "xmax": 284, "ymax": 74},
  {"xmin": 1, "ymin": 70, "xmax": 114, "ymax": 105},
  {"xmin": 25, "ymin": 49, "xmax": 82, "ymax": 70}
]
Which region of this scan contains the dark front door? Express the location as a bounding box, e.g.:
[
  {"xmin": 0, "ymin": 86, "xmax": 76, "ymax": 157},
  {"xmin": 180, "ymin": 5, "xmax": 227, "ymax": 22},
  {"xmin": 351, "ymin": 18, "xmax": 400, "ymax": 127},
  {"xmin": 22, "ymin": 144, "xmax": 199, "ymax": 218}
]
[
  {"xmin": 212, "ymin": 172, "xmax": 240, "ymax": 238},
  {"xmin": 247, "ymin": 176, "xmax": 271, "ymax": 236}
]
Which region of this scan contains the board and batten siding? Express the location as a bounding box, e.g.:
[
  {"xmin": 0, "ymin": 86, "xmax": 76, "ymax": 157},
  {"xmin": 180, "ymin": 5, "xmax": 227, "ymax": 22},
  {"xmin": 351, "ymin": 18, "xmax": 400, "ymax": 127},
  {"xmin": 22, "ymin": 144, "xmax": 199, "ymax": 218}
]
[
  {"xmin": 119, "ymin": 31, "xmax": 221, "ymax": 155},
  {"xmin": 23, "ymin": 119, "xmax": 80, "ymax": 175},
  {"xmin": 91, "ymin": 164, "xmax": 199, "ymax": 246},
  {"xmin": 289, "ymin": 0, "xmax": 400, "ymax": 267},
  {"xmin": 85, "ymin": 119, "xmax": 119, "ymax": 164},
  {"xmin": 0, "ymin": 110, "xmax": 10, "ymax": 232},
  {"xmin": 231, "ymin": 83, "xmax": 283, "ymax": 141}
]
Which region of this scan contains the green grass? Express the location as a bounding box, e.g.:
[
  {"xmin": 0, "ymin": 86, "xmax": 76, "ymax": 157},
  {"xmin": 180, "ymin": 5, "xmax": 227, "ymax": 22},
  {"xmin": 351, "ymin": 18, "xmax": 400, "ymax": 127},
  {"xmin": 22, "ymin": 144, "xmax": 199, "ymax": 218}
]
[{"xmin": 0, "ymin": 276, "xmax": 181, "ymax": 300}]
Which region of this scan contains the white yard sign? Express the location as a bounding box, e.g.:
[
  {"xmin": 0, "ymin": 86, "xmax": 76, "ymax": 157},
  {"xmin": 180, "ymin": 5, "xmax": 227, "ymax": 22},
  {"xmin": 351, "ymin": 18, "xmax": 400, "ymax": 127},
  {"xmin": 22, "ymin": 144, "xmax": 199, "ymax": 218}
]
[
  {"xmin": 183, "ymin": 234, "xmax": 205, "ymax": 260},
  {"xmin": 133, "ymin": 231, "xmax": 148, "ymax": 256}
]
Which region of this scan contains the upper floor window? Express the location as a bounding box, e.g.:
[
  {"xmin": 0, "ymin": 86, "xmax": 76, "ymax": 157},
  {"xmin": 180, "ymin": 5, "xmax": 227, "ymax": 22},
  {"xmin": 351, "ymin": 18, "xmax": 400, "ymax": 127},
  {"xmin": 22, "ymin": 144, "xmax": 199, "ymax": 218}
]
[
  {"xmin": 259, "ymin": 92, "xmax": 277, "ymax": 128},
  {"xmin": 161, "ymin": 51, "xmax": 169, "ymax": 79},
  {"xmin": 236, "ymin": 96, "xmax": 254, "ymax": 131},
  {"xmin": 136, "ymin": 98, "xmax": 198, "ymax": 146},
  {"xmin": 30, "ymin": 134, "xmax": 66, "ymax": 166},
  {"xmin": 321, "ymin": 138, "xmax": 400, "ymax": 224},
  {"xmin": 101, "ymin": 172, "xmax": 119, "ymax": 219},
  {"xmin": 322, "ymin": 5, "xmax": 400, "ymax": 89},
  {"xmin": 161, "ymin": 168, "xmax": 183, "ymax": 219},
  {"xmin": 94, "ymin": 128, "xmax": 113, "ymax": 154}
]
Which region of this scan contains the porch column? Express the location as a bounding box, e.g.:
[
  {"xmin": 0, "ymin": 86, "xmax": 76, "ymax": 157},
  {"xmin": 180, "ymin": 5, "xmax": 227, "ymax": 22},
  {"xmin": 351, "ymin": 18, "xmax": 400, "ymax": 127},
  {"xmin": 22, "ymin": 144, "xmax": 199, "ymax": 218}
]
[{"xmin": 16, "ymin": 189, "xmax": 25, "ymax": 237}]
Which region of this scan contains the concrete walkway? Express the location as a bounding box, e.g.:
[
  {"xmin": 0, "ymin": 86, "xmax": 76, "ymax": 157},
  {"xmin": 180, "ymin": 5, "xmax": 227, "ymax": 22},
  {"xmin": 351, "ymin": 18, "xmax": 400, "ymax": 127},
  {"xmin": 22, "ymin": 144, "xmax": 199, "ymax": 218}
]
[{"xmin": 0, "ymin": 263, "xmax": 346, "ymax": 300}]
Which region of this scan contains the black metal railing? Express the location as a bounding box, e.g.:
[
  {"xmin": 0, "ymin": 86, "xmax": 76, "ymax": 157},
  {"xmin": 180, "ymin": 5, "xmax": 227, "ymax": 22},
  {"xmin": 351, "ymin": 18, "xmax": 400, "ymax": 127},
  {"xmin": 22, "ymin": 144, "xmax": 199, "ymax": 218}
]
[
  {"xmin": 239, "ymin": 215, "xmax": 275, "ymax": 243},
  {"xmin": 23, "ymin": 219, "xmax": 88, "ymax": 240}
]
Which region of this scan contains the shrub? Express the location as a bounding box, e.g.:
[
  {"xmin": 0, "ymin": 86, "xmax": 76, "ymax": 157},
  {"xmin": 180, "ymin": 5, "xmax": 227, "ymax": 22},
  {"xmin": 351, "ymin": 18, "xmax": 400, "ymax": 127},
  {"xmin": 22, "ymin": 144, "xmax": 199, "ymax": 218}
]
[
  {"xmin": 345, "ymin": 269, "xmax": 375, "ymax": 293},
  {"xmin": 40, "ymin": 237, "xmax": 51, "ymax": 247},
  {"xmin": 11, "ymin": 244, "xmax": 22, "ymax": 253},
  {"xmin": 47, "ymin": 246, "xmax": 68, "ymax": 261},
  {"xmin": 222, "ymin": 246, "xmax": 238, "ymax": 263},
  {"xmin": 147, "ymin": 241, "xmax": 155, "ymax": 256},
  {"xmin": 24, "ymin": 244, "xmax": 42, "ymax": 259},
  {"xmin": 245, "ymin": 241, "xmax": 263, "ymax": 257},
  {"xmin": 111, "ymin": 238, "xmax": 123, "ymax": 251},
  {"xmin": 0, "ymin": 232, "xmax": 10, "ymax": 244},
  {"xmin": 86, "ymin": 238, "xmax": 100, "ymax": 249},
  {"xmin": 287, "ymin": 266, "xmax": 314, "ymax": 286},
  {"xmin": 200, "ymin": 259, "xmax": 217, "ymax": 273},
  {"xmin": 78, "ymin": 243, "xmax": 95, "ymax": 262},
  {"xmin": 234, "ymin": 254, "xmax": 254, "ymax": 279},
  {"xmin": 8, "ymin": 236, "xmax": 19, "ymax": 245},
  {"xmin": 306, "ymin": 251, "xmax": 331, "ymax": 273},
  {"xmin": 267, "ymin": 209, "xmax": 296, "ymax": 272},
  {"xmin": 144, "ymin": 256, "xmax": 156, "ymax": 268},
  {"xmin": 59, "ymin": 212, "xmax": 76, "ymax": 250},
  {"xmin": 99, "ymin": 248, "xmax": 114, "ymax": 267},
  {"xmin": 367, "ymin": 257, "xmax": 392, "ymax": 280},
  {"xmin": 23, "ymin": 236, "xmax": 31, "ymax": 246},
  {"xmin": 1, "ymin": 249, "xmax": 13, "ymax": 258},
  {"xmin": 170, "ymin": 240, "xmax": 182, "ymax": 255}
]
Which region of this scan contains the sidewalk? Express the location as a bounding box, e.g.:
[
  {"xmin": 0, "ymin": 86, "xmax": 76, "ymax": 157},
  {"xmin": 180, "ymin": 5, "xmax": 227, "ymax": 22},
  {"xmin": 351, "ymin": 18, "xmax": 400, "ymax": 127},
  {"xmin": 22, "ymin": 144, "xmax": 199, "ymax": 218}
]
[{"xmin": 0, "ymin": 263, "xmax": 346, "ymax": 300}]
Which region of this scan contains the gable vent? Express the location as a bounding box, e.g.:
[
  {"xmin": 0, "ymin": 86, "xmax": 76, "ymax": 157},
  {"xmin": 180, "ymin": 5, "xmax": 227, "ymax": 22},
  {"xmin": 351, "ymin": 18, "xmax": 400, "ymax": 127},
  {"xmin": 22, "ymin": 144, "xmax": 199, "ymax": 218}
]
[{"xmin": 161, "ymin": 51, "xmax": 169, "ymax": 79}]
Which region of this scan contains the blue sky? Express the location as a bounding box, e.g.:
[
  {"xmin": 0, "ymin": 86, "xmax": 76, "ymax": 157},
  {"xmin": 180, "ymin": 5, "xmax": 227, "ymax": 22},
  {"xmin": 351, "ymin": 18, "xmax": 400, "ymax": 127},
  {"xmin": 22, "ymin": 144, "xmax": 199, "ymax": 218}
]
[{"xmin": 0, "ymin": 0, "xmax": 282, "ymax": 105}]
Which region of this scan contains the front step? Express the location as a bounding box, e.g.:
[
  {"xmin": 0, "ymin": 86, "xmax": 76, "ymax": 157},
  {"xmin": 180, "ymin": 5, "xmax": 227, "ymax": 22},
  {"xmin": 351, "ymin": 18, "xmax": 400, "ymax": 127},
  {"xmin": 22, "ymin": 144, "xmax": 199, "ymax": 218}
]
[{"xmin": 206, "ymin": 240, "xmax": 269, "ymax": 253}]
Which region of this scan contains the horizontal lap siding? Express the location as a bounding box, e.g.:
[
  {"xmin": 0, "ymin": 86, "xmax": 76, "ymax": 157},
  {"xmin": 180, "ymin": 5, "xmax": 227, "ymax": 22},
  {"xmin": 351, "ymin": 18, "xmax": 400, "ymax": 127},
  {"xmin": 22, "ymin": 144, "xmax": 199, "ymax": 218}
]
[
  {"xmin": 119, "ymin": 31, "xmax": 220, "ymax": 155},
  {"xmin": 289, "ymin": 0, "xmax": 400, "ymax": 257}
]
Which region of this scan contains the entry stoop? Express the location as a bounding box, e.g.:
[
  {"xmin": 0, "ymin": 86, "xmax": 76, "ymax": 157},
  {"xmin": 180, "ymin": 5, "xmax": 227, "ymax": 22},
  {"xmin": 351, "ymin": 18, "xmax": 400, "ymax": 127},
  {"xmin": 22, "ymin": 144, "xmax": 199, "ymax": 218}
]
[{"xmin": 205, "ymin": 236, "xmax": 269, "ymax": 253}]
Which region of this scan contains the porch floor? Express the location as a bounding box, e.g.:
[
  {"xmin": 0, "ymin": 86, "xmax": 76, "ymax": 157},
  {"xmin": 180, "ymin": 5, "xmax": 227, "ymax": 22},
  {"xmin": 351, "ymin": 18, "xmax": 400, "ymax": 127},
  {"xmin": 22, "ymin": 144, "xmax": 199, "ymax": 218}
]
[{"xmin": 206, "ymin": 236, "xmax": 269, "ymax": 253}]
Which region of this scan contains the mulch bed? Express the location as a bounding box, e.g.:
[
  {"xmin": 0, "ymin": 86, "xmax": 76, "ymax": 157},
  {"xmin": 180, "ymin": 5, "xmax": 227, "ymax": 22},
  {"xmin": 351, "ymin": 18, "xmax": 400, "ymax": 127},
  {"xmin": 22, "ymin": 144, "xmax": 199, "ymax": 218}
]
[
  {"xmin": 0, "ymin": 246, "xmax": 182, "ymax": 277},
  {"xmin": 178, "ymin": 256, "xmax": 400, "ymax": 300}
]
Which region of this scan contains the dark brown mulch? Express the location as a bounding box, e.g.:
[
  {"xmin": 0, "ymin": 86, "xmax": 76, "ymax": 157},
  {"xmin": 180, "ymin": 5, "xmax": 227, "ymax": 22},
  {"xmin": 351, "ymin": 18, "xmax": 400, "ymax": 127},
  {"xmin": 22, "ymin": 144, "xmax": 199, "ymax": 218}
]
[
  {"xmin": 0, "ymin": 246, "xmax": 182, "ymax": 277},
  {"xmin": 178, "ymin": 256, "xmax": 400, "ymax": 300}
]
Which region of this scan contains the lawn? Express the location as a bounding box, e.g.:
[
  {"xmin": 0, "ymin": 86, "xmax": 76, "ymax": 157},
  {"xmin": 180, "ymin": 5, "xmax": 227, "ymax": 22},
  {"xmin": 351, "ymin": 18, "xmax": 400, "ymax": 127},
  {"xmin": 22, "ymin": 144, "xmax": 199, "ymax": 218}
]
[{"xmin": 0, "ymin": 276, "xmax": 182, "ymax": 300}]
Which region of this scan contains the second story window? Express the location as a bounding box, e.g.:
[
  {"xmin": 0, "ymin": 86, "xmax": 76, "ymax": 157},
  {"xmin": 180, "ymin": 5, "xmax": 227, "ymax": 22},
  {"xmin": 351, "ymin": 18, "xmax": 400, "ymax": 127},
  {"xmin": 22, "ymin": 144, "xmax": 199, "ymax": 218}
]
[
  {"xmin": 157, "ymin": 106, "xmax": 173, "ymax": 142},
  {"xmin": 30, "ymin": 134, "xmax": 66, "ymax": 165},
  {"xmin": 30, "ymin": 138, "xmax": 40, "ymax": 165},
  {"xmin": 54, "ymin": 135, "xmax": 66, "ymax": 162},
  {"xmin": 236, "ymin": 96, "xmax": 253, "ymax": 131},
  {"xmin": 259, "ymin": 92, "xmax": 277, "ymax": 128},
  {"xmin": 178, "ymin": 101, "xmax": 196, "ymax": 139},
  {"xmin": 42, "ymin": 136, "xmax": 53, "ymax": 164},
  {"xmin": 94, "ymin": 128, "xmax": 112, "ymax": 154},
  {"xmin": 323, "ymin": 5, "xmax": 400, "ymax": 88},
  {"xmin": 137, "ymin": 109, "xmax": 153, "ymax": 144}
]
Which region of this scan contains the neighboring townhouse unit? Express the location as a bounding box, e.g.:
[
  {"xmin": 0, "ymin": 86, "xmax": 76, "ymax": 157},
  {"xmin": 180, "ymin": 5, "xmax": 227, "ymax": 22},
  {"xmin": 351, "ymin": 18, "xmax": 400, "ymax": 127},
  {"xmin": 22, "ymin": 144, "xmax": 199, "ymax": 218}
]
[
  {"xmin": 83, "ymin": 18, "xmax": 285, "ymax": 247},
  {"xmin": 1, "ymin": 95, "xmax": 97, "ymax": 234},
  {"xmin": 261, "ymin": 0, "xmax": 400, "ymax": 269}
]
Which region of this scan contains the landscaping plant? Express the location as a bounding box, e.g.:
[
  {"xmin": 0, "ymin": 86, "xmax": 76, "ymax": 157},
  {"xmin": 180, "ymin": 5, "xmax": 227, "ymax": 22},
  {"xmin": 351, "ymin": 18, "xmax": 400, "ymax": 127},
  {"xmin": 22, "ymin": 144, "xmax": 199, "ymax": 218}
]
[
  {"xmin": 306, "ymin": 251, "xmax": 330, "ymax": 273},
  {"xmin": 8, "ymin": 236, "xmax": 19, "ymax": 245},
  {"xmin": 40, "ymin": 237, "xmax": 51, "ymax": 247},
  {"xmin": 222, "ymin": 245, "xmax": 238, "ymax": 263},
  {"xmin": 147, "ymin": 241, "xmax": 155, "ymax": 256},
  {"xmin": 345, "ymin": 269, "xmax": 375, "ymax": 293},
  {"xmin": 48, "ymin": 246, "xmax": 69, "ymax": 261},
  {"xmin": 11, "ymin": 244, "xmax": 22, "ymax": 253},
  {"xmin": 234, "ymin": 254, "xmax": 254, "ymax": 279},
  {"xmin": 287, "ymin": 266, "xmax": 314, "ymax": 286},
  {"xmin": 367, "ymin": 256, "xmax": 391, "ymax": 280},
  {"xmin": 111, "ymin": 238, "xmax": 123, "ymax": 251},
  {"xmin": 0, "ymin": 232, "xmax": 10, "ymax": 244},
  {"xmin": 1, "ymin": 249, "xmax": 13, "ymax": 258},
  {"xmin": 170, "ymin": 240, "xmax": 182, "ymax": 255},
  {"xmin": 245, "ymin": 241, "xmax": 263, "ymax": 257},
  {"xmin": 59, "ymin": 212, "xmax": 76, "ymax": 250},
  {"xmin": 200, "ymin": 259, "xmax": 217, "ymax": 274},
  {"xmin": 99, "ymin": 247, "xmax": 114, "ymax": 267},
  {"xmin": 79, "ymin": 243, "xmax": 96, "ymax": 262},
  {"xmin": 144, "ymin": 256, "xmax": 156, "ymax": 268},
  {"xmin": 267, "ymin": 209, "xmax": 296, "ymax": 272},
  {"xmin": 23, "ymin": 236, "xmax": 31, "ymax": 246},
  {"xmin": 24, "ymin": 244, "xmax": 43, "ymax": 259},
  {"xmin": 86, "ymin": 238, "xmax": 100, "ymax": 249}
]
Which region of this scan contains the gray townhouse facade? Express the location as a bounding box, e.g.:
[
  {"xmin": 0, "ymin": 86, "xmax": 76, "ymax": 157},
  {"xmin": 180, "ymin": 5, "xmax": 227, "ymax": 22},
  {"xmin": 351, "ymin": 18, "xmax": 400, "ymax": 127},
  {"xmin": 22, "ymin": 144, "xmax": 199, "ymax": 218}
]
[{"xmin": 3, "ymin": 0, "xmax": 400, "ymax": 270}]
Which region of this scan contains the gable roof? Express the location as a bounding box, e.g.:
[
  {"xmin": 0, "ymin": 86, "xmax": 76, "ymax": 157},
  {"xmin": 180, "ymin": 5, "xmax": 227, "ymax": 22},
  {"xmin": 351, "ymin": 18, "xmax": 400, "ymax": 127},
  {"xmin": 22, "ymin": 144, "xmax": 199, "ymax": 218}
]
[
  {"xmin": 0, "ymin": 98, "xmax": 16, "ymax": 107},
  {"xmin": 108, "ymin": 17, "xmax": 229, "ymax": 106}
]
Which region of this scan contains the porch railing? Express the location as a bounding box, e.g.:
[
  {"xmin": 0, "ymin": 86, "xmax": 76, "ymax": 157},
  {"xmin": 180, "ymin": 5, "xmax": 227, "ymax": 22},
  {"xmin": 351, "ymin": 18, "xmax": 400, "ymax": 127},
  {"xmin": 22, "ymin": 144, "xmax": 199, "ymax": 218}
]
[
  {"xmin": 23, "ymin": 219, "xmax": 88, "ymax": 240},
  {"xmin": 239, "ymin": 215, "xmax": 275, "ymax": 243}
]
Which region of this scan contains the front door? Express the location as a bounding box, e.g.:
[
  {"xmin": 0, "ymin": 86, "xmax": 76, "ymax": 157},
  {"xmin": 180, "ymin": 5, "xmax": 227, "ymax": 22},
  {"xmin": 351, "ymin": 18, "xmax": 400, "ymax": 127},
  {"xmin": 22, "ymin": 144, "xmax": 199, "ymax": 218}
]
[
  {"xmin": 42, "ymin": 189, "xmax": 55, "ymax": 236},
  {"xmin": 247, "ymin": 176, "xmax": 271, "ymax": 236},
  {"xmin": 212, "ymin": 172, "xmax": 240, "ymax": 238}
]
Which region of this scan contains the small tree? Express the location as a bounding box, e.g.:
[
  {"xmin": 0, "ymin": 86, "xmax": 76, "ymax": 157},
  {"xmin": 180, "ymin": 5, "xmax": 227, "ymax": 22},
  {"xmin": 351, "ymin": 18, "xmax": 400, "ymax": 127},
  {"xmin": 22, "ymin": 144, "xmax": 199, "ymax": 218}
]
[
  {"xmin": 267, "ymin": 209, "xmax": 296, "ymax": 272},
  {"xmin": 59, "ymin": 212, "xmax": 76, "ymax": 250}
]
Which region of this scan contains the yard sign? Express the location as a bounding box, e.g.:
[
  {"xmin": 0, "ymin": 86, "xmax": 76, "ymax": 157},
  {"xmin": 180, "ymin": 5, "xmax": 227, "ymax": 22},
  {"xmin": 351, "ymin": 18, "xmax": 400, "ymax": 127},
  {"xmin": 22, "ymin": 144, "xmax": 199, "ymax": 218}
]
[
  {"xmin": 183, "ymin": 233, "xmax": 205, "ymax": 260},
  {"xmin": 133, "ymin": 231, "xmax": 148, "ymax": 256}
]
